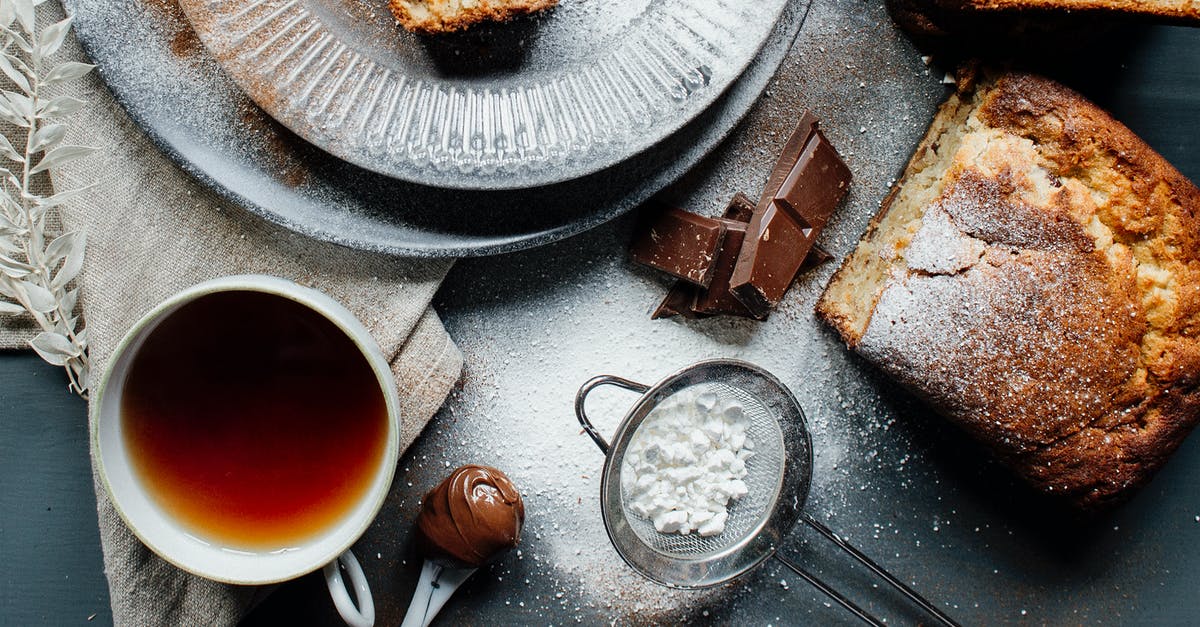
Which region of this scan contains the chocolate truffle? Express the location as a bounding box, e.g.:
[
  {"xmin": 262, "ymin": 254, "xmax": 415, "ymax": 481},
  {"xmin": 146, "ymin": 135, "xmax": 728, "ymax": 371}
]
[{"xmin": 415, "ymin": 465, "xmax": 525, "ymax": 568}]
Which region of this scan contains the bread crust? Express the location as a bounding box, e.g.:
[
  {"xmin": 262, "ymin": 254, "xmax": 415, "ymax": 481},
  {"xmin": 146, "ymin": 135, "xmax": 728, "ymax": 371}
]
[
  {"xmin": 817, "ymin": 71, "xmax": 1200, "ymax": 510},
  {"xmin": 389, "ymin": 0, "xmax": 558, "ymax": 34},
  {"xmin": 887, "ymin": 0, "xmax": 1200, "ymax": 42}
]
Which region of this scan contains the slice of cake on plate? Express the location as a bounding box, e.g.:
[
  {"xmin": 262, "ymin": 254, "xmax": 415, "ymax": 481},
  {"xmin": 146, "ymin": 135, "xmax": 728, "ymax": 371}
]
[{"xmin": 389, "ymin": 0, "xmax": 558, "ymax": 33}]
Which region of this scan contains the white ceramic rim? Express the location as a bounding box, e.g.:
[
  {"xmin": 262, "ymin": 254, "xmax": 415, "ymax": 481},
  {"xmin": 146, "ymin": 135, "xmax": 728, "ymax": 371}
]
[{"xmin": 90, "ymin": 275, "xmax": 402, "ymax": 585}]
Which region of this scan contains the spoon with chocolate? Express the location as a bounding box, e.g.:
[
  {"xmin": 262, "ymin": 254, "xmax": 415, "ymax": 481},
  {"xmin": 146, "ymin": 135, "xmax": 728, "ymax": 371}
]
[{"xmin": 400, "ymin": 464, "xmax": 525, "ymax": 627}]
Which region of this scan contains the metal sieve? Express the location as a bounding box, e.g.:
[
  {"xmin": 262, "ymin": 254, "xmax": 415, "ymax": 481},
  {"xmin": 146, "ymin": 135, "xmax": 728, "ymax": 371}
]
[{"xmin": 576, "ymin": 359, "xmax": 959, "ymax": 626}]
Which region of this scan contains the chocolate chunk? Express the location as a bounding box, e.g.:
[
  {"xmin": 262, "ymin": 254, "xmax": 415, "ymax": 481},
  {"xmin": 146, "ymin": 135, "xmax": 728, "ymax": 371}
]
[
  {"xmin": 731, "ymin": 115, "xmax": 851, "ymax": 317},
  {"xmin": 652, "ymin": 282, "xmax": 707, "ymax": 320},
  {"xmin": 754, "ymin": 112, "xmax": 821, "ymax": 214},
  {"xmin": 774, "ymin": 134, "xmax": 852, "ymax": 229},
  {"xmin": 802, "ymin": 244, "xmax": 835, "ymax": 272},
  {"xmin": 631, "ymin": 206, "xmax": 727, "ymax": 287},
  {"xmin": 724, "ymin": 192, "xmax": 756, "ymax": 222},
  {"xmin": 692, "ymin": 219, "xmax": 762, "ymax": 319}
]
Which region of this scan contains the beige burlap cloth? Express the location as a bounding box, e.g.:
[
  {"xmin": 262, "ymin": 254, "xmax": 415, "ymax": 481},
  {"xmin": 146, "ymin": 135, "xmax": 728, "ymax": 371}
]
[{"xmin": 0, "ymin": 6, "xmax": 463, "ymax": 624}]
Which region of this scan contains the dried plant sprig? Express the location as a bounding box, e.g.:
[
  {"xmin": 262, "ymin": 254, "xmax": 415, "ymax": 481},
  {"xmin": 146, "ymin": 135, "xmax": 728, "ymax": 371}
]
[{"xmin": 0, "ymin": 0, "xmax": 95, "ymax": 397}]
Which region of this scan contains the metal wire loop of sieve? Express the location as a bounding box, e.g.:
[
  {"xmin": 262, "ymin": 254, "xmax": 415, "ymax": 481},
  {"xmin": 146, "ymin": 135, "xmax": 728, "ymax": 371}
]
[{"xmin": 575, "ymin": 359, "xmax": 961, "ymax": 627}]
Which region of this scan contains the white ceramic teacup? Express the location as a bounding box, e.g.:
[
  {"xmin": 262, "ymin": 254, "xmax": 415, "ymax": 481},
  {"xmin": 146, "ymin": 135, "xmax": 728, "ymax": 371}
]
[{"xmin": 91, "ymin": 275, "xmax": 401, "ymax": 627}]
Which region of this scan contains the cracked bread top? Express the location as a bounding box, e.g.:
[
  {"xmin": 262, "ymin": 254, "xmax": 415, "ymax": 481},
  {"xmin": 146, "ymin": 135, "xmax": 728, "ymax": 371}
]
[{"xmin": 817, "ymin": 71, "xmax": 1200, "ymax": 509}]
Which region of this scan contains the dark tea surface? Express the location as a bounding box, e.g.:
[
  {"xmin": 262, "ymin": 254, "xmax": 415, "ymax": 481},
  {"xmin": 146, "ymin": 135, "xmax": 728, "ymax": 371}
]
[{"xmin": 121, "ymin": 291, "xmax": 389, "ymax": 551}]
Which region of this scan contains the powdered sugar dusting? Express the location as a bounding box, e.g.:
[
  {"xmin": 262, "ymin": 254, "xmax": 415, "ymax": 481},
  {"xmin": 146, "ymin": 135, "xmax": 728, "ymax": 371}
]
[
  {"xmin": 858, "ymin": 178, "xmax": 1146, "ymax": 459},
  {"xmin": 905, "ymin": 205, "xmax": 985, "ymax": 275}
]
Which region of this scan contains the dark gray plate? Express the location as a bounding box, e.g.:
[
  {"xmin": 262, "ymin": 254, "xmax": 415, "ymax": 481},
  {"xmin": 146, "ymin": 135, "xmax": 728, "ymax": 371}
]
[{"xmin": 62, "ymin": 0, "xmax": 811, "ymax": 257}]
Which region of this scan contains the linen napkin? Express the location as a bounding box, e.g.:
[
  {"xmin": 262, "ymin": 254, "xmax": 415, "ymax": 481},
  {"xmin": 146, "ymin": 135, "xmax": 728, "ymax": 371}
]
[{"xmin": 1, "ymin": 4, "xmax": 463, "ymax": 624}]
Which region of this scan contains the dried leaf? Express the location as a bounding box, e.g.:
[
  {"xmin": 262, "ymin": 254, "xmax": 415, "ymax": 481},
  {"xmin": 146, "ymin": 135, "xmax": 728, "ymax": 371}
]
[
  {"xmin": 0, "ymin": 2, "xmax": 14, "ymax": 29},
  {"xmin": 2, "ymin": 25, "xmax": 33, "ymax": 54},
  {"xmin": 30, "ymin": 331, "xmax": 75, "ymax": 366},
  {"xmin": 33, "ymin": 331, "xmax": 75, "ymax": 354},
  {"xmin": 30, "ymin": 144, "xmax": 94, "ymax": 174},
  {"xmin": 0, "ymin": 251, "xmax": 32, "ymax": 275},
  {"xmin": 0, "ymin": 220, "xmax": 15, "ymax": 237},
  {"xmin": 68, "ymin": 358, "xmax": 89, "ymax": 395},
  {"xmin": 44, "ymin": 229, "xmax": 75, "ymax": 262},
  {"xmin": 51, "ymin": 231, "xmax": 83, "ymax": 289},
  {"xmin": 5, "ymin": 53, "xmax": 30, "ymax": 76},
  {"xmin": 61, "ymin": 285, "xmax": 77, "ymax": 316},
  {"xmin": 0, "ymin": 51, "xmax": 29, "ymax": 93},
  {"xmin": 2, "ymin": 89, "xmax": 30, "ymax": 117},
  {"xmin": 37, "ymin": 17, "xmax": 72, "ymax": 58},
  {"xmin": 35, "ymin": 184, "xmax": 92, "ymax": 208},
  {"xmin": 10, "ymin": 0, "xmax": 33, "ymax": 36},
  {"xmin": 0, "ymin": 130, "xmax": 22, "ymax": 162},
  {"xmin": 30, "ymin": 123, "xmax": 65, "ymax": 153},
  {"xmin": 36, "ymin": 94, "xmax": 84, "ymax": 118},
  {"xmin": 0, "ymin": 91, "xmax": 27, "ymax": 126},
  {"xmin": 20, "ymin": 279, "xmax": 54, "ymax": 312},
  {"xmin": 0, "ymin": 265, "xmax": 29, "ymax": 279},
  {"xmin": 0, "ymin": 299, "xmax": 23, "ymax": 314},
  {"xmin": 42, "ymin": 61, "xmax": 92, "ymax": 86},
  {"xmin": 26, "ymin": 218, "xmax": 41, "ymax": 248}
]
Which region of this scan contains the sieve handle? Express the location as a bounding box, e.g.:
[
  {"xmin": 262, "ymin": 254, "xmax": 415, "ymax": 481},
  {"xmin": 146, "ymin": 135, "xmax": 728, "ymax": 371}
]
[
  {"xmin": 575, "ymin": 375, "xmax": 650, "ymax": 454},
  {"xmin": 800, "ymin": 513, "xmax": 961, "ymax": 627}
]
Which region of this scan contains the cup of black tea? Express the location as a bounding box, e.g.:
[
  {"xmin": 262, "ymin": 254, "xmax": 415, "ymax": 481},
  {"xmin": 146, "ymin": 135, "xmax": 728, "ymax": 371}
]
[{"xmin": 92, "ymin": 275, "xmax": 401, "ymax": 627}]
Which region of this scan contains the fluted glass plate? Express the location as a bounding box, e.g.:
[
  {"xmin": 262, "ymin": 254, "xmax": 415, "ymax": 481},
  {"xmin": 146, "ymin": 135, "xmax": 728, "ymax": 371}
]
[{"xmin": 176, "ymin": 0, "xmax": 788, "ymax": 190}]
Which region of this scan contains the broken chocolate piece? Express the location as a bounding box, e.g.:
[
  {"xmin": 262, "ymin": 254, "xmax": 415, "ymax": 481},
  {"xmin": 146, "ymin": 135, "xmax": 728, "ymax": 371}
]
[
  {"xmin": 652, "ymin": 282, "xmax": 708, "ymax": 320},
  {"xmin": 724, "ymin": 192, "xmax": 756, "ymax": 223},
  {"xmin": 654, "ymin": 242, "xmax": 832, "ymax": 320},
  {"xmin": 731, "ymin": 115, "xmax": 851, "ymax": 317},
  {"xmin": 652, "ymin": 193, "xmax": 758, "ymax": 319},
  {"xmin": 692, "ymin": 219, "xmax": 761, "ymax": 319},
  {"xmin": 775, "ymin": 135, "xmax": 852, "ymax": 229},
  {"xmin": 631, "ymin": 206, "xmax": 727, "ymax": 287},
  {"xmin": 639, "ymin": 169, "xmax": 841, "ymax": 322},
  {"xmin": 754, "ymin": 112, "xmax": 821, "ymax": 214},
  {"xmin": 802, "ymin": 245, "xmax": 835, "ymax": 272}
]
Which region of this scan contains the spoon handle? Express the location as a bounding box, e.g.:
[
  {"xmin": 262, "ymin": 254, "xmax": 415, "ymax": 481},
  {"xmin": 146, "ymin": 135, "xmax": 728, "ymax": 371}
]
[{"xmin": 400, "ymin": 560, "xmax": 477, "ymax": 627}]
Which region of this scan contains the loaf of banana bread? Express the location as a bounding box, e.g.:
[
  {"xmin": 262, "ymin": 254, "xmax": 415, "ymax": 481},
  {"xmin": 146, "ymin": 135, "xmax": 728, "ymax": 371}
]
[{"xmin": 817, "ymin": 70, "xmax": 1200, "ymax": 509}]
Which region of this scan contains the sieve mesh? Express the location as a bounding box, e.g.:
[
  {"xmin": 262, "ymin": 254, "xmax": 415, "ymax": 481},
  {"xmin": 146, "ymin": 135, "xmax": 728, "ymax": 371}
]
[{"xmin": 618, "ymin": 382, "xmax": 786, "ymax": 557}]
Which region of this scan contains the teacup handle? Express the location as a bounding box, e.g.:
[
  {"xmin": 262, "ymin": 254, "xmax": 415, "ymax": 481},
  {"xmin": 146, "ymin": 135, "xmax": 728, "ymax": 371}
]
[
  {"xmin": 574, "ymin": 375, "xmax": 650, "ymax": 454},
  {"xmin": 324, "ymin": 549, "xmax": 375, "ymax": 627}
]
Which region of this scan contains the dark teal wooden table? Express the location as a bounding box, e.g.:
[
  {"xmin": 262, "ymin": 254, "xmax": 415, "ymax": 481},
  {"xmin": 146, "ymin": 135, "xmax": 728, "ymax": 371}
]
[{"xmin": 3, "ymin": 18, "xmax": 1200, "ymax": 627}]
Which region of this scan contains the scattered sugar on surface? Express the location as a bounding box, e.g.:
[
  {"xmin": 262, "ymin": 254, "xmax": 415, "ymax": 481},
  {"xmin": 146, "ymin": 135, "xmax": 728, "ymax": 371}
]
[
  {"xmin": 70, "ymin": 0, "xmax": 1181, "ymax": 623},
  {"xmin": 426, "ymin": 2, "xmax": 954, "ymax": 610}
]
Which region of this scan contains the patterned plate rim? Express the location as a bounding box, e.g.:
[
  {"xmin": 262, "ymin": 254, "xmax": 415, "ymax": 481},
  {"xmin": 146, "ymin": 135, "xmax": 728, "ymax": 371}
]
[{"xmin": 177, "ymin": 0, "xmax": 789, "ymax": 190}]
